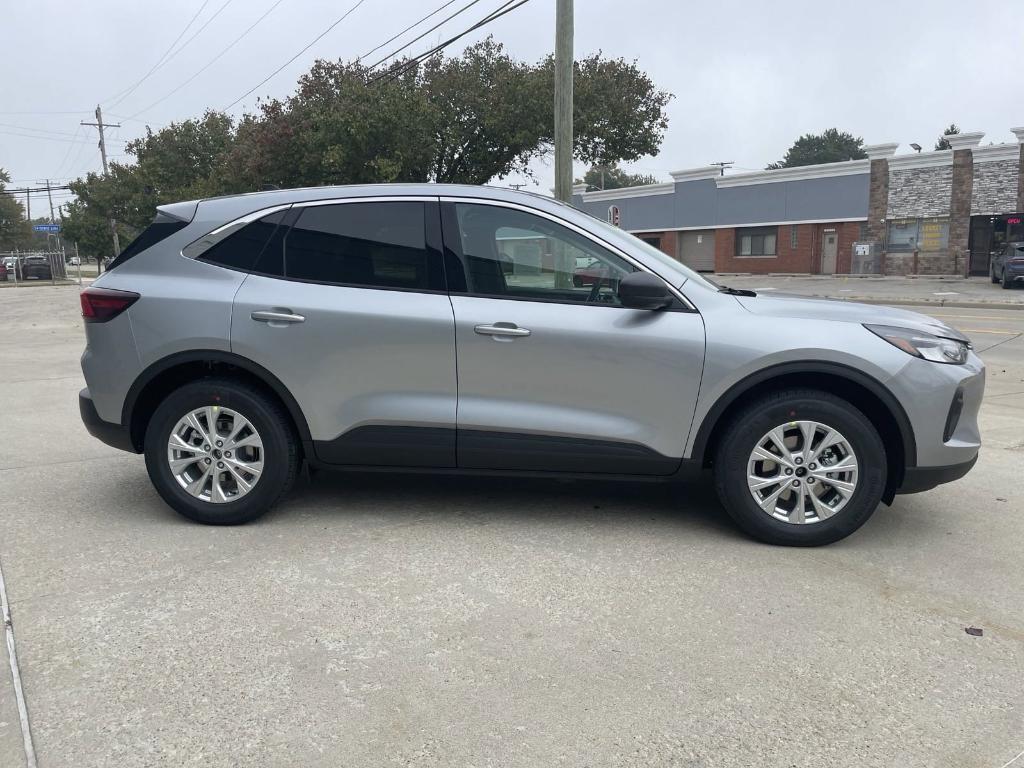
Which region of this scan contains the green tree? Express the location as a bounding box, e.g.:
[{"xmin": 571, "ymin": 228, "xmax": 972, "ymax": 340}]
[
  {"xmin": 767, "ymin": 128, "xmax": 866, "ymax": 169},
  {"xmin": 575, "ymin": 163, "xmax": 658, "ymax": 190},
  {"xmin": 64, "ymin": 39, "xmax": 673, "ymax": 250},
  {"xmin": 0, "ymin": 169, "xmax": 32, "ymax": 251},
  {"xmin": 935, "ymin": 123, "xmax": 960, "ymax": 151}
]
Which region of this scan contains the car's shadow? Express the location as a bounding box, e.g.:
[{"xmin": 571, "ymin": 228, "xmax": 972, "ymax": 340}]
[{"xmin": 277, "ymin": 468, "xmax": 742, "ymax": 540}]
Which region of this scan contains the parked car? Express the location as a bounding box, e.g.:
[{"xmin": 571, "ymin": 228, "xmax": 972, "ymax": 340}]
[
  {"xmin": 68, "ymin": 256, "xmax": 81, "ymax": 266},
  {"xmin": 990, "ymin": 241, "xmax": 1024, "ymax": 288},
  {"xmin": 572, "ymin": 256, "xmax": 610, "ymax": 287},
  {"xmin": 0, "ymin": 261, "xmax": 7, "ymax": 281},
  {"xmin": 18, "ymin": 255, "xmax": 52, "ymax": 280},
  {"xmin": 78, "ymin": 185, "xmax": 984, "ymax": 545}
]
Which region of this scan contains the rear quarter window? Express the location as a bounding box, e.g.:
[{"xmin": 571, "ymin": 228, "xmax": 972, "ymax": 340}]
[{"xmin": 193, "ymin": 210, "xmax": 288, "ymax": 273}]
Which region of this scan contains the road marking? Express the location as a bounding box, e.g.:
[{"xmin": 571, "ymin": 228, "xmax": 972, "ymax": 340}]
[
  {"xmin": 0, "ymin": 555, "xmax": 38, "ymax": 768},
  {"xmin": 932, "ymin": 291, "xmax": 960, "ymax": 296},
  {"xmin": 926, "ymin": 313, "xmax": 1024, "ymax": 321},
  {"xmin": 960, "ymin": 328, "xmax": 1020, "ymax": 335}
]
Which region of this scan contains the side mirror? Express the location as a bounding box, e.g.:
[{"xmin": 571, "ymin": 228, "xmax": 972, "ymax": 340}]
[{"xmin": 617, "ymin": 271, "xmax": 674, "ymax": 310}]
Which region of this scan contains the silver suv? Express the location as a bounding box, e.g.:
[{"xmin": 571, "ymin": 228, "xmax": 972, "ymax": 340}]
[{"xmin": 79, "ymin": 185, "xmax": 984, "ymax": 545}]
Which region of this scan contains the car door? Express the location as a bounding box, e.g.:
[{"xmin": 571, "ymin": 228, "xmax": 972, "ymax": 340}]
[
  {"xmin": 441, "ymin": 199, "xmax": 706, "ymax": 474},
  {"xmin": 230, "ymin": 197, "xmax": 458, "ymax": 467}
]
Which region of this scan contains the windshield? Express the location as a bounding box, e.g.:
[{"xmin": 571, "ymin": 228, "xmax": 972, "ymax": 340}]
[{"xmin": 581, "ymin": 214, "xmax": 721, "ymax": 291}]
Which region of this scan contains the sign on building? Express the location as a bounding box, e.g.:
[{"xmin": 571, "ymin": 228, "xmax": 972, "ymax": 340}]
[{"xmin": 607, "ymin": 205, "xmax": 620, "ymax": 227}]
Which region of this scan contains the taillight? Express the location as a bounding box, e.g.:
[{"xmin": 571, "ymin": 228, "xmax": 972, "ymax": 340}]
[{"xmin": 80, "ymin": 287, "xmax": 139, "ymax": 323}]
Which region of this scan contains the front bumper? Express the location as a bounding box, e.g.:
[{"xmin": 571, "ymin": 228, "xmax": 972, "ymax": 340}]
[
  {"xmin": 897, "ymin": 455, "xmax": 978, "ymax": 495},
  {"xmin": 79, "ymin": 388, "xmax": 136, "ymax": 452}
]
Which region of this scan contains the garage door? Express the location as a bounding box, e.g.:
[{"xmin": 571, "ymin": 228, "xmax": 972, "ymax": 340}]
[{"xmin": 679, "ymin": 230, "xmax": 715, "ymax": 272}]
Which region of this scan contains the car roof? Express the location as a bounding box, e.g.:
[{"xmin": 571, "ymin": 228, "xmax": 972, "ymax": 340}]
[{"xmin": 171, "ymin": 183, "xmax": 578, "ymax": 227}]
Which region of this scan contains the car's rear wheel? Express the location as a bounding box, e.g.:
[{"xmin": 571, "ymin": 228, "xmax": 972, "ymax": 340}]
[
  {"xmin": 1003, "ymin": 267, "xmax": 1014, "ymax": 289},
  {"xmin": 713, "ymin": 388, "xmax": 886, "ymax": 546},
  {"xmin": 991, "ymin": 262, "xmax": 1000, "ymax": 283},
  {"xmin": 144, "ymin": 378, "xmax": 299, "ymax": 524}
]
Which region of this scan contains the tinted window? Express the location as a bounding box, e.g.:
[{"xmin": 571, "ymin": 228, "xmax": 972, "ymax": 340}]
[
  {"xmin": 284, "ymin": 202, "xmax": 432, "ymax": 290},
  {"xmin": 108, "ymin": 211, "xmax": 188, "ymax": 271},
  {"xmin": 452, "ymin": 203, "xmax": 635, "ymax": 305},
  {"xmin": 198, "ymin": 210, "xmax": 287, "ymax": 272}
]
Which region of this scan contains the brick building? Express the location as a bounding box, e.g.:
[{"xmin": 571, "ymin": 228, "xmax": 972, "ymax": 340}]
[{"xmin": 571, "ymin": 127, "xmax": 1024, "ymax": 276}]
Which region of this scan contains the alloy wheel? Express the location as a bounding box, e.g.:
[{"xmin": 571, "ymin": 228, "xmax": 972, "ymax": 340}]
[
  {"xmin": 166, "ymin": 406, "xmax": 264, "ymax": 504},
  {"xmin": 746, "ymin": 420, "xmax": 859, "ymax": 524}
]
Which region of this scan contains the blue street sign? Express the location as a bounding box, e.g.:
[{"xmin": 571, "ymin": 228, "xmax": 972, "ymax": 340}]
[{"xmin": 33, "ymin": 223, "xmax": 61, "ymax": 233}]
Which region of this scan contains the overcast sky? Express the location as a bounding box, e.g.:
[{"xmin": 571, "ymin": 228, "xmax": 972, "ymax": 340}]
[{"xmin": 2, "ymin": 0, "xmax": 1021, "ymax": 212}]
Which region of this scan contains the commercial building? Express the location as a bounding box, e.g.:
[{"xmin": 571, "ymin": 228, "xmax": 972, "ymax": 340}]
[{"xmin": 571, "ymin": 128, "xmax": 1024, "ymax": 276}]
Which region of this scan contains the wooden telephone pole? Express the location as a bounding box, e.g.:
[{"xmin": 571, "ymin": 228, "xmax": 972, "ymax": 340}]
[
  {"xmin": 81, "ymin": 105, "xmax": 122, "ymax": 259},
  {"xmin": 553, "ymin": 0, "xmax": 573, "ymax": 203}
]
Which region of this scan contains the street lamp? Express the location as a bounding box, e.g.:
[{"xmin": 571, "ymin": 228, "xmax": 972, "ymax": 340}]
[{"xmin": 910, "ymin": 143, "xmax": 922, "ymax": 153}]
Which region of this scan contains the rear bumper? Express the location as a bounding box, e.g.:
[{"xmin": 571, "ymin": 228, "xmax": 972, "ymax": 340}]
[
  {"xmin": 79, "ymin": 388, "xmax": 137, "ymax": 453},
  {"xmin": 896, "ymin": 454, "xmax": 977, "ymax": 495}
]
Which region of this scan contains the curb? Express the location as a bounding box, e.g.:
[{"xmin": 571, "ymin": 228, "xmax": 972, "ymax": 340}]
[{"xmin": 803, "ymin": 295, "xmax": 1024, "ymax": 310}]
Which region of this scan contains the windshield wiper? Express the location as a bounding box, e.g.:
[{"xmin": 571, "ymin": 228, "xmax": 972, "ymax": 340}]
[{"xmin": 718, "ymin": 285, "xmax": 757, "ymax": 297}]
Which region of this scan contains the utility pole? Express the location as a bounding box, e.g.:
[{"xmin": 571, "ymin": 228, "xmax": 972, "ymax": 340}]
[
  {"xmin": 553, "ymin": 0, "xmax": 573, "ymax": 203},
  {"xmin": 81, "ymin": 104, "xmax": 122, "ymax": 259},
  {"xmin": 710, "ymin": 161, "xmax": 734, "ymax": 177}
]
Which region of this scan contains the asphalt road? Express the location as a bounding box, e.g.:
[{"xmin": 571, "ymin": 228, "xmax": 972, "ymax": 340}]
[{"xmin": 1, "ymin": 288, "xmax": 1022, "ymax": 768}]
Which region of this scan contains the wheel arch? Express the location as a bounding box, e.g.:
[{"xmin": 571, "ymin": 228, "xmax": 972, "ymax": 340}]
[
  {"xmin": 691, "ymin": 362, "xmax": 917, "ymax": 503},
  {"xmin": 122, "ymin": 350, "xmax": 313, "ymax": 453}
]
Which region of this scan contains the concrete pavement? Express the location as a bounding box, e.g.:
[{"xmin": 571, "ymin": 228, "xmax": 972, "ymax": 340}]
[{"xmin": 1, "ymin": 287, "xmax": 1023, "ymax": 768}]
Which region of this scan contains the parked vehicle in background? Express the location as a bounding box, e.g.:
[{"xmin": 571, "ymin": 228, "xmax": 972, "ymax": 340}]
[
  {"xmin": 572, "ymin": 256, "xmax": 610, "ymax": 287},
  {"xmin": 991, "ymin": 242, "xmax": 1024, "ymax": 288},
  {"xmin": 79, "ymin": 185, "xmax": 984, "ymax": 546},
  {"xmin": 18, "ymin": 254, "xmax": 52, "ymax": 280},
  {"xmin": 0, "ymin": 261, "xmax": 7, "ymax": 281},
  {"xmin": 68, "ymin": 256, "xmax": 81, "ymax": 266}
]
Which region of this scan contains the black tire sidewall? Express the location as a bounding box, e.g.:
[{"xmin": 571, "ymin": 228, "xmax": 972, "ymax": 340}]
[
  {"xmin": 715, "ymin": 391, "xmax": 886, "ymax": 546},
  {"xmin": 144, "ymin": 380, "xmax": 295, "ymax": 524}
]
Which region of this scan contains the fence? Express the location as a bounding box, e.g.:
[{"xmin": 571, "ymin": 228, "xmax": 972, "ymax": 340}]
[{"xmin": 1, "ymin": 251, "xmax": 76, "ymax": 285}]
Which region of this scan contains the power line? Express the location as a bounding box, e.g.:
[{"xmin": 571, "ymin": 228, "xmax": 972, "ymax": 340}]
[
  {"xmin": 126, "ymin": 0, "xmax": 288, "ymax": 120},
  {"xmin": 103, "ymin": 0, "xmax": 214, "ymax": 108},
  {"xmin": 362, "ymin": 0, "xmax": 483, "ymax": 69},
  {"xmin": 222, "ymin": 0, "xmax": 370, "ymax": 112},
  {"xmin": 0, "ymin": 128, "xmax": 124, "ymax": 145},
  {"xmin": 368, "ymin": 0, "xmax": 531, "ymax": 87},
  {"xmin": 0, "ymin": 122, "xmax": 86, "ymax": 139}
]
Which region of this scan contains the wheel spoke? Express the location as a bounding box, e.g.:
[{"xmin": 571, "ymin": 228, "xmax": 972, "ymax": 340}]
[
  {"xmin": 799, "ymin": 421, "xmax": 817, "ymax": 459},
  {"xmin": 224, "ymin": 414, "xmax": 250, "ymax": 447},
  {"xmin": 808, "ymin": 489, "xmax": 835, "ymax": 520},
  {"xmin": 225, "ymin": 456, "xmax": 262, "ymax": 478},
  {"xmin": 820, "ymin": 476, "xmax": 856, "ymax": 495},
  {"xmin": 767, "ymin": 427, "xmax": 794, "ymax": 463},
  {"xmin": 791, "ymin": 485, "xmax": 806, "ymax": 524},
  {"xmin": 169, "ymin": 455, "xmax": 201, "ymax": 474},
  {"xmin": 819, "ymin": 455, "xmax": 857, "ymax": 473},
  {"xmin": 205, "ymin": 407, "xmax": 221, "ymax": 439},
  {"xmin": 184, "ymin": 466, "xmax": 212, "ymax": 498},
  {"xmin": 226, "ymin": 464, "xmax": 254, "ymax": 494},
  {"xmin": 808, "ymin": 428, "xmax": 842, "ymax": 464},
  {"xmin": 752, "ymin": 445, "xmax": 792, "ymax": 468},
  {"xmin": 748, "ymin": 474, "xmax": 784, "ymax": 491},
  {"xmin": 228, "ymin": 433, "xmax": 261, "ymax": 451},
  {"xmin": 209, "ymin": 472, "xmax": 229, "ymax": 504},
  {"xmin": 758, "ymin": 482, "xmax": 790, "ymax": 512},
  {"xmin": 185, "ymin": 412, "xmax": 210, "ymax": 444},
  {"xmin": 169, "ymin": 434, "xmax": 200, "ymax": 453}
]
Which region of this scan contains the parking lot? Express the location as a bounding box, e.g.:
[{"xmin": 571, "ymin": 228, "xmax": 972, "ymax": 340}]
[{"xmin": 1, "ymin": 285, "xmax": 1023, "ymax": 767}]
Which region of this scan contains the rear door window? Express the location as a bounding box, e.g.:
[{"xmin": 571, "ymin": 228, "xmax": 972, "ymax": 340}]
[{"xmin": 283, "ymin": 202, "xmax": 443, "ymax": 291}]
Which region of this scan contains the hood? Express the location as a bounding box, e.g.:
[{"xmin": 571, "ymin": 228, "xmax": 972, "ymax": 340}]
[{"xmin": 734, "ymin": 293, "xmax": 969, "ymax": 343}]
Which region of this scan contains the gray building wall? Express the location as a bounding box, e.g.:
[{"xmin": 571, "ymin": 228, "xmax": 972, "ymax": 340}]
[
  {"xmin": 576, "ymin": 172, "xmax": 869, "ymax": 232},
  {"xmin": 971, "ymin": 159, "xmax": 1019, "ymax": 215},
  {"xmin": 887, "ymin": 166, "xmax": 953, "ymax": 218}
]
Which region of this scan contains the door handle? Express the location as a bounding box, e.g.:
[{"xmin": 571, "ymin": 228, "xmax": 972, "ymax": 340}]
[
  {"xmin": 474, "ymin": 323, "xmax": 531, "ymax": 338},
  {"xmin": 251, "ymin": 310, "xmax": 305, "ymax": 324}
]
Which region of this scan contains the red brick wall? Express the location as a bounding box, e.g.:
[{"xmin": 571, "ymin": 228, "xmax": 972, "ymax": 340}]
[
  {"xmin": 714, "ymin": 221, "xmax": 864, "ymax": 274},
  {"xmin": 636, "ymin": 231, "xmax": 679, "ymax": 261}
]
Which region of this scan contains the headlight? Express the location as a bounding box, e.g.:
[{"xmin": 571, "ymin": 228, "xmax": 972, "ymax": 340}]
[{"xmin": 864, "ymin": 324, "xmax": 969, "ymax": 364}]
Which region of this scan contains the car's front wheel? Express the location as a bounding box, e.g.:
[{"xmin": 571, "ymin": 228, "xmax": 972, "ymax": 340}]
[
  {"xmin": 991, "ymin": 262, "xmax": 1000, "ymax": 283},
  {"xmin": 144, "ymin": 378, "xmax": 299, "ymax": 524},
  {"xmin": 713, "ymin": 388, "xmax": 887, "ymax": 546}
]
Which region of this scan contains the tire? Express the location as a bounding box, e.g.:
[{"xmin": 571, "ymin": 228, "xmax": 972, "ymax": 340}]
[
  {"xmin": 713, "ymin": 388, "xmax": 887, "ymax": 546},
  {"xmin": 991, "ymin": 263, "xmax": 1000, "ymax": 283},
  {"xmin": 144, "ymin": 378, "xmax": 299, "ymax": 525},
  {"xmin": 1003, "ymin": 268, "xmax": 1014, "ymax": 289}
]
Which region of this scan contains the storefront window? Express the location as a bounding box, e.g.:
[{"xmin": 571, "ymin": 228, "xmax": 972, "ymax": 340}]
[{"xmin": 887, "ymin": 219, "xmax": 919, "ymax": 252}]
